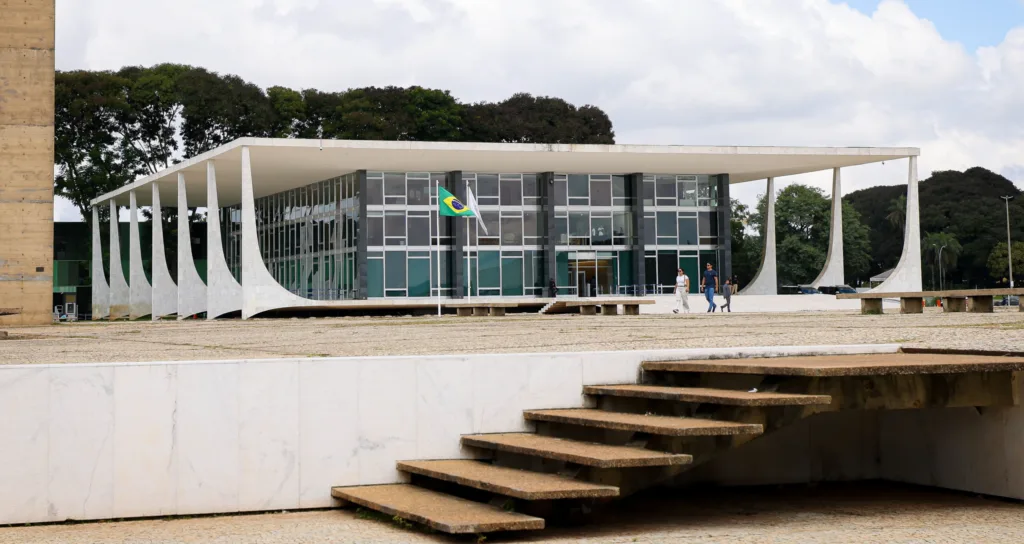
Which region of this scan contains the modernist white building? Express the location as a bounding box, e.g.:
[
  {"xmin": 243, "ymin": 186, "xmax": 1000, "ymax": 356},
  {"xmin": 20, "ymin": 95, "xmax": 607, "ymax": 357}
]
[{"xmin": 88, "ymin": 139, "xmax": 923, "ymax": 320}]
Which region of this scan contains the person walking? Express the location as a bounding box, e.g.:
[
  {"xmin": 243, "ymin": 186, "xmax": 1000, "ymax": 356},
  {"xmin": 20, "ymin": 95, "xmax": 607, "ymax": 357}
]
[
  {"xmin": 673, "ymin": 268, "xmax": 690, "ymax": 314},
  {"xmin": 719, "ymin": 279, "xmax": 732, "ymax": 312},
  {"xmin": 700, "ymin": 262, "xmax": 718, "ymax": 313}
]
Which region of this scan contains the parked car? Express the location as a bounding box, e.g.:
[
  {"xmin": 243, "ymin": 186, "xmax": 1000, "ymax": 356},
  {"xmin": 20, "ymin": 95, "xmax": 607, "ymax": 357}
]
[
  {"xmin": 780, "ymin": 285, "xmax": 821, "ymax": 295},
  {"xmin": 818, "ymin": 285, "xmax": 857, "ymax": 295},
  {"xmin": 996, "ymin": 295, "xmax": 1020, "ymax": 306}
]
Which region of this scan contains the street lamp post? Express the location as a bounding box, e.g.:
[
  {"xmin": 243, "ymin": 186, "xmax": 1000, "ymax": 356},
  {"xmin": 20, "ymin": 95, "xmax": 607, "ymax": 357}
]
[
  {"xmin": 1002, "ymin": 196, "xmax": 1015, "ymax": 290},
  {"xmin": 938, "ymin": 244, "xmax": 947, "ymax": 291}
]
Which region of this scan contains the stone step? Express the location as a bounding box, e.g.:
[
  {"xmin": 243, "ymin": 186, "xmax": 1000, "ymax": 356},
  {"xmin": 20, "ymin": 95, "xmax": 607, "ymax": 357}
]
[
  {"xmin": 331, "ymin": 484, "xmax": 544, "ymax": 534},
  {"xmin": 523, "ymin": 408, "xmax": 763, "ymax": 437},
  {"xmin": 462, "ymin": 432, "xmax": 693, "ymax": 468},
  {"xmin": 397, "ymin": 459, "xmax": 619, "ymax": 500},
  {"xmin": 584, "ymin": 385, "xmax": 832, "ymax": 406}
]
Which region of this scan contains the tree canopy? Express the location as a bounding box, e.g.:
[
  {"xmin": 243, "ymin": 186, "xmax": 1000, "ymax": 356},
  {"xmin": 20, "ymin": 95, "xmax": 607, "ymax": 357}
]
[
  {"xmin": 733, "ymin": 184, "xmax": 872, "ymax": 287},
  {"xmin": 53, "ymin": 64, "xmax": 616, "ymax": 218},
  {"xmin": 846, "ymin": 167, "xmax": 1023, "ymax": 288}
]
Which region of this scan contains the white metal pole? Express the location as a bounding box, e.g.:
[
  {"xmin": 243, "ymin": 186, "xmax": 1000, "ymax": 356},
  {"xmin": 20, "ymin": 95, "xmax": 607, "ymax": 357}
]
[
  {"xmin": 437, "ymin": 180, "xmax": 442, "ymax": 316},
  {"xmin": 466, "ymin": 215, "xmax": 472, "ymax": 302},
  {"xmin": 1005, "ymin": 197, "xmax": 1014, "ymax": 289}
]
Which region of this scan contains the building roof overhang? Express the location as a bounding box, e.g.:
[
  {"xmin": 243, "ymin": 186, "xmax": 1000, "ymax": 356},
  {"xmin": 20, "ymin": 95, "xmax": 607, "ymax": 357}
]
[{"xmin": 90, "ymin": 138, "xmax": 919, "ymax": 208}]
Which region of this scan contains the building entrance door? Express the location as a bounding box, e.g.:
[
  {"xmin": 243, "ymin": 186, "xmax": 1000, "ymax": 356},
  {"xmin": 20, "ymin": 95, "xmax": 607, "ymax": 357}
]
[{"xmin": 569, "ymin": 252, "xmax": 616, "ymax": 297}]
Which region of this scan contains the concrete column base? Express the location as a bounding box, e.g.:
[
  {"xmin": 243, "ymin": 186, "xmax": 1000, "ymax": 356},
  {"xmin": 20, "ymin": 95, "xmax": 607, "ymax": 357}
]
[
  {"xmin": 580, "ymin": 305, "xmax": 597, "ymax": 316},
  {"xmin": 488, "ymin": 307, "xmax": 505, "ymax": 317},
  {"xmin": 900, "ymin": 297, "xmax": 924, "ymax": 314},
  {"xmin": 942, "ymin": 297, "xmax": 967, "ymax": 313},
  {"xmin": 473, "ymin": 307, "xmax": 488, "ymax": 317},
  {"xmin": 623, "ymin": 305, "xmax": 640, "ymax": 315},
  {"xmin": 861, "ymin": 299, "xmax": 883, "ymax": 315},
  {"xmin": 968, "ymin": 296, "xmax": 994, "ymax": 313},
  {"xmin": 457, "ymin": 307, "xmax": 473, "ymax": 317},
  {"xmin": 601, "ymin": 305, "xmax": 618, "ymax": 316},
  {"xmin": 1019, "ymin": 301, "xmax": 1023, "ymax": 312}
]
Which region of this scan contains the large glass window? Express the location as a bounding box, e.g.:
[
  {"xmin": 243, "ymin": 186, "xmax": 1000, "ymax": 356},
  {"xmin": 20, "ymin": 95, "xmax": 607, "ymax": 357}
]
[
  {"xmin": 568, "ymin": 174, "xmax": 589, "ymax": 206},
  {"xmin": 554, "ymin": 176, "xmax": 567, "ymax": 206},
  {"xmin": 501, "ymin": 255, "xmax": 524, "ymax": 296},
  {"xmin": 479, "ymin": 211, "xmax": 500, "ymax": 245},
  {"xmin": 408, "ymin": 214, "xmax": 430, "ymax": 246},
  {"xmin": 679, "ymin": 215, "xmax": 698, "ymax": 245},
  {"xmin": 656, "ymin": 175, "xmax": 676, "ymax": 206},
  {"xmin": 477, "ymin": 174, "xmax": 499, "ymax": 205},
  {"xmin": 500, "ymin": 176, "xmax": 522, "ymax": 206},
  {"xmin": 407, "ymin": 178, "xmax": 429, "ymax": 206},
  {"xmin": 569, "ymin": 211, "xmax": 589, "ymax": 245},
  {"xmin": 657, "ymin": 212, "xmax": 676, "ymax": 240},
  {"xmin": 479, "ymin": 251, "xmax": 500, "ymax": 288},
  {"xmin": 590, "ymin": 175, "xmax": 611, "ymax": 207},
  {"xmin": 591, "ymin": 215, "xmax": 612, "ymax": 246},
  {"xmin": 613, "ymin": 211, "xmax": 632, "ymax": 245},
  {"xmin": 699, "ymin": 211, "xmax": 718, "ymax": 244},
  {"xmin": 367, "ymin": 213, "xmax": 384, "ymax": 246},
  {"xmin": 408, "ymin": 258, "xmax": 430, "ymax": 297},
  {"xmin": 385, "ymin": 251, "xmax": 406, "ymax": 291},
  {"xmin": 366, "ymin": 176, "xmax": 383, "ymax": 206}
]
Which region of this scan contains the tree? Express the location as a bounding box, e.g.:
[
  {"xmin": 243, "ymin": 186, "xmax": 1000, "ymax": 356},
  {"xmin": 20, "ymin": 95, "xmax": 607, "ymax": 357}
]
[
  {"xmin": 745, "ymin": 184, "xmax": 872, "ymax": 286},
  {"xmin": 847, "ymin": 167, "xmax": 1023, "ymax": 287},
  {"xmin": 922, "ymin": 232, "xmax": 963, "ymax": 289},
  {"xmin": 729, "ymin": 199, "xmax": 760, "ymax": 286},
  {"xmin": 987, "ymin": 242, "xmax": 1024, "ymax": 285},
  {"xmin": 886, "ymin": 194, "xmax": 906, "ymax": 231}
]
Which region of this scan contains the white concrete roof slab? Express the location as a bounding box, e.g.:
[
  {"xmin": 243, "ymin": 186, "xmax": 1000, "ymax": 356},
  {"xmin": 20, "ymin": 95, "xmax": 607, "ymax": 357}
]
[{"xmin": 91, "ymin": 138, "xmax": 919, "ymax": 208}]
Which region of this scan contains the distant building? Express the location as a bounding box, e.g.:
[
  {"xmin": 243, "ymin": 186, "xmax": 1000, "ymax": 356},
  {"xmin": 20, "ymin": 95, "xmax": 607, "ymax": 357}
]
[{"xmin": 87, "ymin": 138, "xmax": 922, "ymax": 319}]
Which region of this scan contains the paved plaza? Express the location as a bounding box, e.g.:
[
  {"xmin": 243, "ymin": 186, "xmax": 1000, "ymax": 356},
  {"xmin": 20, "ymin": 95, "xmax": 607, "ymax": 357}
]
[
  {"xmin": 1, "ymin": 308, "xmax": 1022, "ymax": 365},
  {"xmin": 2, "ymin": 483, "xmax": 1021, "ymax": 543}
]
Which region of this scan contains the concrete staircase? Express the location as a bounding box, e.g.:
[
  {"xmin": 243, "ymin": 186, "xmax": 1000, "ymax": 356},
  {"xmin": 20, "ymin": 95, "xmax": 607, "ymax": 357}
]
[{"xmin": 332, "ymin": 351, "xmax": 1024, "ymax": 536}]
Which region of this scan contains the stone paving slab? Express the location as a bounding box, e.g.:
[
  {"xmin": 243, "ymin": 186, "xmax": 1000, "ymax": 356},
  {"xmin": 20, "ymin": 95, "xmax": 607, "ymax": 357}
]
[
  {"xmin": 584, "ymin": 385, "xmax": 833, "ymax": 406},
  {"xmin": 462, "ymin": 433, "xmax": 693, "ymax": 468},
  {"xmin": 330, "ymin": 483, "xmax": 544, "ymax": 534},
  {"xmin": 643, "ymin": 352, "xmax": 1024, "ymax": 377},
  {"xmin": 397, "ymin": 459, "xmax": 619, "ymax": 500},
  {"xmin": 523, "ymin": 408, "xmax": 763, "ymax": 436}
]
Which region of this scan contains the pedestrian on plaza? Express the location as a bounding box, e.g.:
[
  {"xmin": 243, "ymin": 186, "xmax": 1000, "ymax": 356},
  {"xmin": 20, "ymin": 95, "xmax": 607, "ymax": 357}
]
[
  {"xmin": 548, "ymin": 278, "xmax": 558, "ymax": 298},
  {"xmin": 700, "ymin": 262, "xmax": 718, "ymax": 312},
  {"xmin": 673, "ymin": 268, "xmax": 690, "ymax": 314},
  {"xmin": 719, "ymin": 279, "xmax": 732, "ymax": 312}
]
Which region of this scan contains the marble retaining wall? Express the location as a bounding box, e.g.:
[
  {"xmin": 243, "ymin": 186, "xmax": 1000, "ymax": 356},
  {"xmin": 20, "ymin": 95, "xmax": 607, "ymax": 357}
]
[{"xmin": 0, "ymin": 344, "xmax": 898, "ymax": 525}]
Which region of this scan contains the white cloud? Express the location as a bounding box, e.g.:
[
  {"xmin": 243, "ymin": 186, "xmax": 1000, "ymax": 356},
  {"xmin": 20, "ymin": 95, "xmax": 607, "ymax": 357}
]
[{"xmin": 53, "ymin": 0, "xmax": 1024, "ymax": 220}]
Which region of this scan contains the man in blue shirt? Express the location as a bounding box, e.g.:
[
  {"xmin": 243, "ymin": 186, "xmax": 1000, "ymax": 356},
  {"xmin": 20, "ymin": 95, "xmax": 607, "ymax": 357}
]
[{"xmin": 700, "ymin": 262, "xmax": 718, "ymax": 313}]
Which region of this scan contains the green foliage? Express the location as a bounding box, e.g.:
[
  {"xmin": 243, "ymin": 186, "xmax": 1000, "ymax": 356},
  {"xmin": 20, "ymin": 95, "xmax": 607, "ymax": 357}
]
[
  {"xmin": 55, "ymin": 65, "xmax": 616, "ymax": 213},
  {"xmin": 734, "ymin": 184, "xmax": 872, "ymax": 287},
  {"xmin": 847, "ymin": 167, "xmax": 1023, "ymax": 288},
  {"xmin": 987, "ymin": 242, "xmax": 1024, "ymax": 284},
  {"xmin": 730, "ymin": 199, "xmax": 761, "ymax": 286},
  {"xmin": 921, "ymin": 232, "xmax": 963, "ymax": 289}
]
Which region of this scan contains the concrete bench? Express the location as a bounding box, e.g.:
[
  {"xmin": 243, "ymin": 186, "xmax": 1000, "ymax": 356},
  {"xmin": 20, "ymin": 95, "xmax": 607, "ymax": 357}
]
[
  {"xmin": 561, "ymin": 299, "xmax": 656, "ymax": 316},
  {"xmin": 449, "ymin": 302, "xmax": 518, "ymax": 317},
  {"xmin": 837, "ymin": 289, "xmax": 1024, "ymax": 315}
]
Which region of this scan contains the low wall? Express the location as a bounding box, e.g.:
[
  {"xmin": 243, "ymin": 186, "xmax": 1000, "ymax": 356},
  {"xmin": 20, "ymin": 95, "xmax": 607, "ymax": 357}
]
[
  {"xmin": 0, "ymin": 343, "xmax": 927, "ymax": 525},
  {"xmin": 640, "ymin": 294, "xmax": 899, "ymax": 314}
]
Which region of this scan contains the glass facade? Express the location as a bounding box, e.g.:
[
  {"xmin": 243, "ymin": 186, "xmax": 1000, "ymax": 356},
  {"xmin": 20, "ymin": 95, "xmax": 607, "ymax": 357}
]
[{"xmin": 221, "ymin": 169, "xmax": 727, "ymax": 300}]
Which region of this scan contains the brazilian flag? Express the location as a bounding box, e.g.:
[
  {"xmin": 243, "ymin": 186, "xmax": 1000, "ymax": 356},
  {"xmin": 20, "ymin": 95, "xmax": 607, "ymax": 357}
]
[{"xmin": 437, "ymin": 186, "xmax": 476, "ymax": 217}]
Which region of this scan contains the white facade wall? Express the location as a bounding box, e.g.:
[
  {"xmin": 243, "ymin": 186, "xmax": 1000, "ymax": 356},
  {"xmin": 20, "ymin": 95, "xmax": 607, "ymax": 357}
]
[{"xmin": 0, "ymin": 344, "xmax": 898, "ymax": 525}]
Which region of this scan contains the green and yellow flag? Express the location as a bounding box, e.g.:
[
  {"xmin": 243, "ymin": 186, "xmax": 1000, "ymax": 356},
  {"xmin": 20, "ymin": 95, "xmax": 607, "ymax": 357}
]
[{"xmin": 437, "ymin": 186, "xmax": 475, "ymax": 217}]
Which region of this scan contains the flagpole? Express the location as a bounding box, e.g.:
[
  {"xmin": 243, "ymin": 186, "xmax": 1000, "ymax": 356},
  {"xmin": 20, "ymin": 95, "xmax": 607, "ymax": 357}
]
[
  {"xmin": 436, "ymin": 179, "xmax": 442, "ymax": 317},
  {"xmin": 466, "ymin": 214, "xmax": 472, "ymax": 302}
]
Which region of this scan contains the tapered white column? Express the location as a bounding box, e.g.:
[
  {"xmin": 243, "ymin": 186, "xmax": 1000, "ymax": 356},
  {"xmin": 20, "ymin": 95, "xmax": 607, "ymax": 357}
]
[
  {"xmin": 177, "ymin": 173, "xmax": 207, "ymax": 319},
  {"xmin": 811, "ymin": 168, "xmax": 845, "ymax": 288},
  {"xmin": 108, "ymin": 200, "xmax": 130, "ymax": 319},
  {"xmin": 90, "ymin": 206, "xmax": 110, "ymax": 320},
  {"xmin": 128, "ymin": 190, "xmax": 153, "ymax": 319},
  {"xmin": 240, "ymin": 146, "xmax": 324, "ymax": 318},
  {"xmin": 872, "ymin": 156, "xmax": 923, "ymax": 292},
  {"xmin": 150, "ymin": 184, "xmax": 178, "ymax": 319},
  {"xmin": 207, "ymin": 161, "xmax": 243, "ymax": 319},
  {"xmin": 739, "ymin": 178, "xmax": 777, "ymax": 295}
]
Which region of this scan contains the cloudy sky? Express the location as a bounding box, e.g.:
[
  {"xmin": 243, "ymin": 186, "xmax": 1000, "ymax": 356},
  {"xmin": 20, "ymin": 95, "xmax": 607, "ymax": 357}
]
[{"xmin": 53, "ymin": 0, "xmax": 1024, "ymax": 220}]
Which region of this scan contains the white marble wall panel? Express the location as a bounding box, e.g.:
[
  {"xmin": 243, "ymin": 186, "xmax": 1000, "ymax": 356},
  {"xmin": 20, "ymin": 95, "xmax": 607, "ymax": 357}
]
[
  {"xmin": 48, "ymin": 366, "xmax": 115, "ymax": 521},
  {"xmin": 0, "ymin": 367, "xmax": 50, "ymax": 524},
  {"xmin": 128, "ymin": 191, "xmax": 153, "ymax": 319},
  {"xmin": 298, "ymin": 360, "xmax": 360, "ymax": 508},
  {"xmin": 91, "ymin": 207, "xmax": 110, "ymax": 320},
  {"xmin": 356, "ymin": 358, "xmax": 418, "ymax": 484},
  {"xmin": 113, "ymin": 365, "xmax": 178, "ymax": 517},
  {"xmin": 238, "ymin": 362, "xmax": 300, "ymax": 511},
  {"xmin": 416, "ymin": 358, "xmax": 476, "ymax": 460},
  {"xmin": 108, "ymin": 201, "xmax": 130, "ymax": 319},
  {"xmin": 150, "ymin": 184, "xmax": 178, "ymax": 320},
  {"xmin": 177, "ymin": 174, "xmax": 207, "ymax": 319},
  {"xmin": 1, "ymin": 344, "xmax": 918, "ymax": 525},
  {"xmin": 175, "ymin": 363, "xmax": 240, "ymax": 515}
]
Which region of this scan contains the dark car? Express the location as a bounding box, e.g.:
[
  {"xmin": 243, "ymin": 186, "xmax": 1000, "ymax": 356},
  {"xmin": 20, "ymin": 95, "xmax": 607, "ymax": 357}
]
[
  {"xmin": 780, "ymin": 285, "xmax": 821, "ymax": 295},
  {"xmin": 818, "ymin": 285, "xmax": 857, "ymax": 295},
  {"xmin": 996, "ymin": 295, "xmax": 1020, "ymax": 306}
]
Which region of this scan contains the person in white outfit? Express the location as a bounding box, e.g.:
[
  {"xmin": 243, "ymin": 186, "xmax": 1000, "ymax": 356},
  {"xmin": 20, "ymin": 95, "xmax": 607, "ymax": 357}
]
[{"xmin": 673, "ymin": 268, "xmax": 690, "ymax": 314}]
